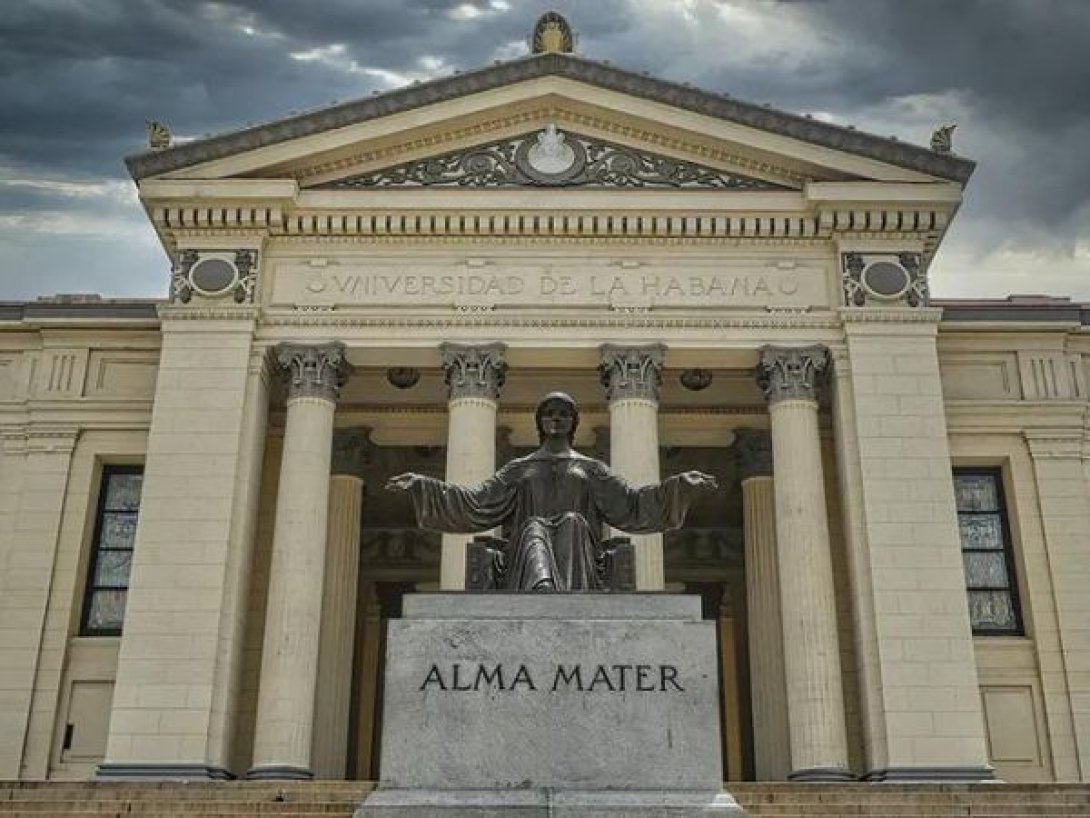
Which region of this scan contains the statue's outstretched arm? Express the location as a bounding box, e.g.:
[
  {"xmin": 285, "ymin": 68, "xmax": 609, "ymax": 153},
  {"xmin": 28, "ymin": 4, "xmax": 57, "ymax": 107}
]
[
  {"xmin": 386, "ymin": 471, "xmax": 513, "ymax": 534},
  {"xmin": 385, "ymin": 472, "xmax": 429, "ymax": 492},
  {"xmin": 595, "ymin": 468, "xmax": 717, "ymax": 534}
]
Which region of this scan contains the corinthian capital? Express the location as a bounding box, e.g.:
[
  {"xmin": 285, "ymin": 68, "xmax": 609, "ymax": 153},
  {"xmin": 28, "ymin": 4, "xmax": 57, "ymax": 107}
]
[
  {"xmin": 599, "ymin": 343, "xmax": 666, "ymax": 403},
  {"xmin": 440, "ymin": 342, "xmax": 508, "ymax": 401},
  {"xmin": 275, "ymin": 342, "xmax": 349, "ymax": 403},
  {"xmin": 756, "ymin": 345, "xmax": 829, "ymax": 405}
]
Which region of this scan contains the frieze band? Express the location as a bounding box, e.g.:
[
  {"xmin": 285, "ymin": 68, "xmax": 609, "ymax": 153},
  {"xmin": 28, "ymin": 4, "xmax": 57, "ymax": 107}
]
[
  {"xmin": 275, "ymin": 342, "xmax": 349, "ymax": 402},
  {"xmin": 599, "ymin": 344, "xmax": 666, "ymax": 403},
  {"xmin": 440, "ymin": 342, "xmax": 508, "ymax": 401},
  {"xmin": 756, "ymin": 345, "xmax": 830, "ymax": 405}
]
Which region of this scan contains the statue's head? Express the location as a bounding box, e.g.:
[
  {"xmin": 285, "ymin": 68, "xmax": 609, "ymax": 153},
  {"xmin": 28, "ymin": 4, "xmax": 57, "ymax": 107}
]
[{"xmin": 535, "ymin": 391, "xmax": 580, "ymax": 444}]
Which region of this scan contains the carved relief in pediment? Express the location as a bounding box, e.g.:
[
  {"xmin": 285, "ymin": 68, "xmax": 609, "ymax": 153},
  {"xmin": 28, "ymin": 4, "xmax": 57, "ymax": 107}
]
[{"xmin": 318, "ymin": 125, "xmax": 790, "ymax": 191}]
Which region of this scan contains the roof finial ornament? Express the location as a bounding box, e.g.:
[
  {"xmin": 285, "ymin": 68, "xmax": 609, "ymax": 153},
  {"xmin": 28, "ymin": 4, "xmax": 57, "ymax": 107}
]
[
  {"xmin": 930, "ymin": 122, "xmax": 956, "ymax": 154},
  {"xmin": 531, "ymin": 11, "xmax": 575, "ymax": 55},
  {"xmin": 146, "ymin": 120, "xmax": 172, "ymax": 150}
]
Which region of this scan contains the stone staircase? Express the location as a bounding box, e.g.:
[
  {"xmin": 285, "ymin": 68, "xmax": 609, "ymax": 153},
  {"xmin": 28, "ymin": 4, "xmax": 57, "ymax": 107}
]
[
  {"xmin": 0, "ymin": 782, "xmax": 371, "ymax": 817},
  {"xmin": 731, "ymin": 783, "xmax": 1090, "ymax": 816},
  {"xmin": 1, "ymin": 781, "xmax": 1088, "ymax": 816}
]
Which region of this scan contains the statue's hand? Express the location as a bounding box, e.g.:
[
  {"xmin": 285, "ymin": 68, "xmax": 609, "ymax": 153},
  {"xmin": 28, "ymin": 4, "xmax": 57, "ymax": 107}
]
[
  {"xmin": 678, "ymin": 470, "xmax": 718, "ymax": 491},
  {"xmin": 385, "ymin": 472, "xmax": 425, "ymax": 492}
]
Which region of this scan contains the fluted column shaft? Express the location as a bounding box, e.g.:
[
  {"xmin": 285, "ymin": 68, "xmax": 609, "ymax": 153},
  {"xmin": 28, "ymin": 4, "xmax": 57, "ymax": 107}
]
[
  {"xmin": 439, "ymin": 343, "xmax": 507, "ymax": 590},
  {"xmin": 735, "ymin": 429, "xmax": 791, "ymax": 781},
  {"xmin": 250, "ymin": 342, "xmax": 348, "ymax": 780},
  {"xmin": 600, "ymin": 344, "xmax": 665, "ymax": 590},
  {"xmin": 757, "ymin": 345, "xmax": 851, "ymax": 781},
  {"xmin": 311, "ymin": 426, "xmax": 366, "ymax": 779}
]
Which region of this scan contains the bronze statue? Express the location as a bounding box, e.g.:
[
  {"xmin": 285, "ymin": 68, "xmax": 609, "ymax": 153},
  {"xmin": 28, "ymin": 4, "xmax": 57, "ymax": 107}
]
[{"xmin": 386, "ymin": 392, "xmax": 717, "ymax": 591}]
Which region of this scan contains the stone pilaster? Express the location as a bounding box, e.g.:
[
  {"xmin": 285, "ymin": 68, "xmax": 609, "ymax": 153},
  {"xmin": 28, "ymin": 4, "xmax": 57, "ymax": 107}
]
[
  {"xmin": 439, "ymin": 343, "xmax": 507, "ymax": 590},
  {"xmin": 1024, "ymin": 431, "xmax": 1090, "ymax": 778},
  {"xmin": 838, "ymin": 313, "xmax": 991, "ymax": 781},
  {"xmin": 599, "ymin": 344, "xmax": 665, "ymax": 590},
  {"xmin": 734, "ymin": 428, "xmax": 791, "ymax": 781},
  {"xmin": 249, "ymin": 342, "xmax": 347, "ymax": 780},
  {"xmin": 756, "ymin": 345, "xmax": 851, "ymax": 781},
  {"xmin": 101, "ymin": 314, "xmax": 262, "ymax": 781},
  {"xmin": 0, "ymin": 428, "xmax": 77, "ymax": 779}
]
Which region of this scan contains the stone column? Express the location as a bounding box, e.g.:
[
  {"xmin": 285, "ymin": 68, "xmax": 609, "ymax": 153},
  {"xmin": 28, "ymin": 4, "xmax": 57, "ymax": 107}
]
[
  {"xmin": 438, "ymin": 343, "xmax": 507, "ymax": 590},
  {"xmin": 311, "ymin": 428, "xmax": 367, "ymax": 779},
  {"xmin": 756, "ymin": 345, "xmax": 851, "ymax": 781},
  {"xmin": 599, "ymin": 344, "xmax": 666, "ymax": 590},
  {"xmin": 718, "ymin": 588, "xmax": 744, "ymax": 782},
  {"xmin": 353, "ymin": 586, "xmax": 383, "ymax": 780},
  {"xmin": 734, "ymin": 428, "xmax": 791, "ymax": 781},
  {"xmin": 249, "ymin": 342, "xmax": 348, "ymax": 780}
]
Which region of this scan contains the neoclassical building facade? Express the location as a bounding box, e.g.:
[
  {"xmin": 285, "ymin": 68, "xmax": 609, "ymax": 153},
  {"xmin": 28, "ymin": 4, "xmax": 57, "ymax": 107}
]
[{"xmin": 1, "ymin": 30, "xmax": 1088, "ymax": 787}]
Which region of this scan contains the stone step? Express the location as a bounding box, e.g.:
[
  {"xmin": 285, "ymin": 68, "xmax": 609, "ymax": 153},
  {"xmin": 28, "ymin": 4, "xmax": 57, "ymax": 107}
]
[
  {"xmin": 0, "ymin": 784, "xmax": 371, "ymax": 802},
  {"xmin": 1, "ymin": 782, "xmax": 1089, "ymax": 817}
]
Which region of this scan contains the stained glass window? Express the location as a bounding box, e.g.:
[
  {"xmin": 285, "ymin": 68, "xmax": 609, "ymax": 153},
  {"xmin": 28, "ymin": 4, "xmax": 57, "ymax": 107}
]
[
  {"xmin": 953, "ymin": 468, "xmax": 1022, "ymax": 635},
  {"xmin": 81, "ymin": 466, "xmax": 143, "ymax": 636}
]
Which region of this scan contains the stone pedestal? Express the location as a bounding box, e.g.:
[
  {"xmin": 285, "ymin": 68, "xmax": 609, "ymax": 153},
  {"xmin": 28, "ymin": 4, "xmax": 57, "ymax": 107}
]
[{"xmin": 356, "ymin": 594, "xmax": 743, "ymax": 816}]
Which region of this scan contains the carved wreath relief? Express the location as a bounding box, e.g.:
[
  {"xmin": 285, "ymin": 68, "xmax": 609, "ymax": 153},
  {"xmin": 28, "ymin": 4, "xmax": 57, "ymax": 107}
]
[
  {"xmin": 842, "ymin": 252, "xmax": 927, "ymax": 308},
  {"xmin": 171, "ymin": 249, "xmax": 258, "ymax": 304}
]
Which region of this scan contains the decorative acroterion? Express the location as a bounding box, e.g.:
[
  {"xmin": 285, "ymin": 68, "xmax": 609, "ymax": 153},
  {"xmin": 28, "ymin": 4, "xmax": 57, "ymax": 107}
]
[
  {"xmin": 146, "ymin": 119, "xmax": 171, "ymax": 150},
  {"xmin": 931, "ymin": 123, "xmax": 956, "ymax": 154},
  {"xmin": 531, "ymin": 11, "xmax": 575, "ymax": 54}
]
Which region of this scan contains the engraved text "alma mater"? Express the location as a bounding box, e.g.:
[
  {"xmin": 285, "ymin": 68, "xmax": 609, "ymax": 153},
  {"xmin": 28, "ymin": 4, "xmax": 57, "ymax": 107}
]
[{"xmin": 419, "ymin": 662, "xmax": 685, "ymax": 693}]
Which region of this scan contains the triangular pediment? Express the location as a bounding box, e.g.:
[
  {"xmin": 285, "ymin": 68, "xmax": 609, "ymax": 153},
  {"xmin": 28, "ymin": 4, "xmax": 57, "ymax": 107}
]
[
  {"xmin": 317, "ymin": 126, "xmax": 791, "ymax": 191},
  {"xmin": 128, "ymin": 54, "xmax": 973, "ymax": 190}
]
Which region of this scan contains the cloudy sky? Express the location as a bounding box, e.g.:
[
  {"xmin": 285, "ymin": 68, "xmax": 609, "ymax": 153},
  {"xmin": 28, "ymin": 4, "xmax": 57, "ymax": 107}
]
[{"xmin": 1, "ymin": 0, "xmax": 1088, "ymax": 302}]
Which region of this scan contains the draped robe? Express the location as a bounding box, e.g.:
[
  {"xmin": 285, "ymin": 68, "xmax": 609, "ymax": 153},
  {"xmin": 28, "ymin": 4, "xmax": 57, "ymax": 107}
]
[{"xmin": 406, "ymin": 449, "xmax": 700, "ymax": 591}]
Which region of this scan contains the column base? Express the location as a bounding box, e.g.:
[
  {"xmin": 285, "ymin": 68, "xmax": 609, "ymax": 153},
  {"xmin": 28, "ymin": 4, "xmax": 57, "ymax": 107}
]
[
  {"xmin": 245, "ymin": 764, "xmax": 314, "ymax": 780},
  {"xmin": 96, "ymin": 763, "xmax": 234, "ymax": 781},
  {"xmin": 787, "ymin": 766, "xmax": 856, "ymax": 782},
  {"xmin": 356, "ymin": 788, "xmax": 744, "ymax": 816},
  {"xmin": 863, "ymin": 766, "xmax": 996, "ymax": 782}
]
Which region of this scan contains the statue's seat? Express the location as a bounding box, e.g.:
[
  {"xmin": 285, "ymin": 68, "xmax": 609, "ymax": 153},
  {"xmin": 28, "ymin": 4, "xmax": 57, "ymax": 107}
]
[{"xmin": 465, "ymin": 535, "xmax": 636, "ymax": 591}]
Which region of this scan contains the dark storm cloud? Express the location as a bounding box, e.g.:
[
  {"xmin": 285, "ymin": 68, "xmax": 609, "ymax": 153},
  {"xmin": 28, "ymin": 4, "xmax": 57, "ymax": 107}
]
[{"xmin": 0, "ymin": 0, "xmax": 1088, "ymax": 299}]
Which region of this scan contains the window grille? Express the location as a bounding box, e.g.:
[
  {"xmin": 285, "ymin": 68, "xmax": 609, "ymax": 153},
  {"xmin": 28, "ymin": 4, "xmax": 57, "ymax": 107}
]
[
  {"xmin": 80, "ymin": 466, "xmax": 143, "ymax": 636},
  {"xmin": 953, "ymin": 468, "xmax": 1022, "ymax": 635}
]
